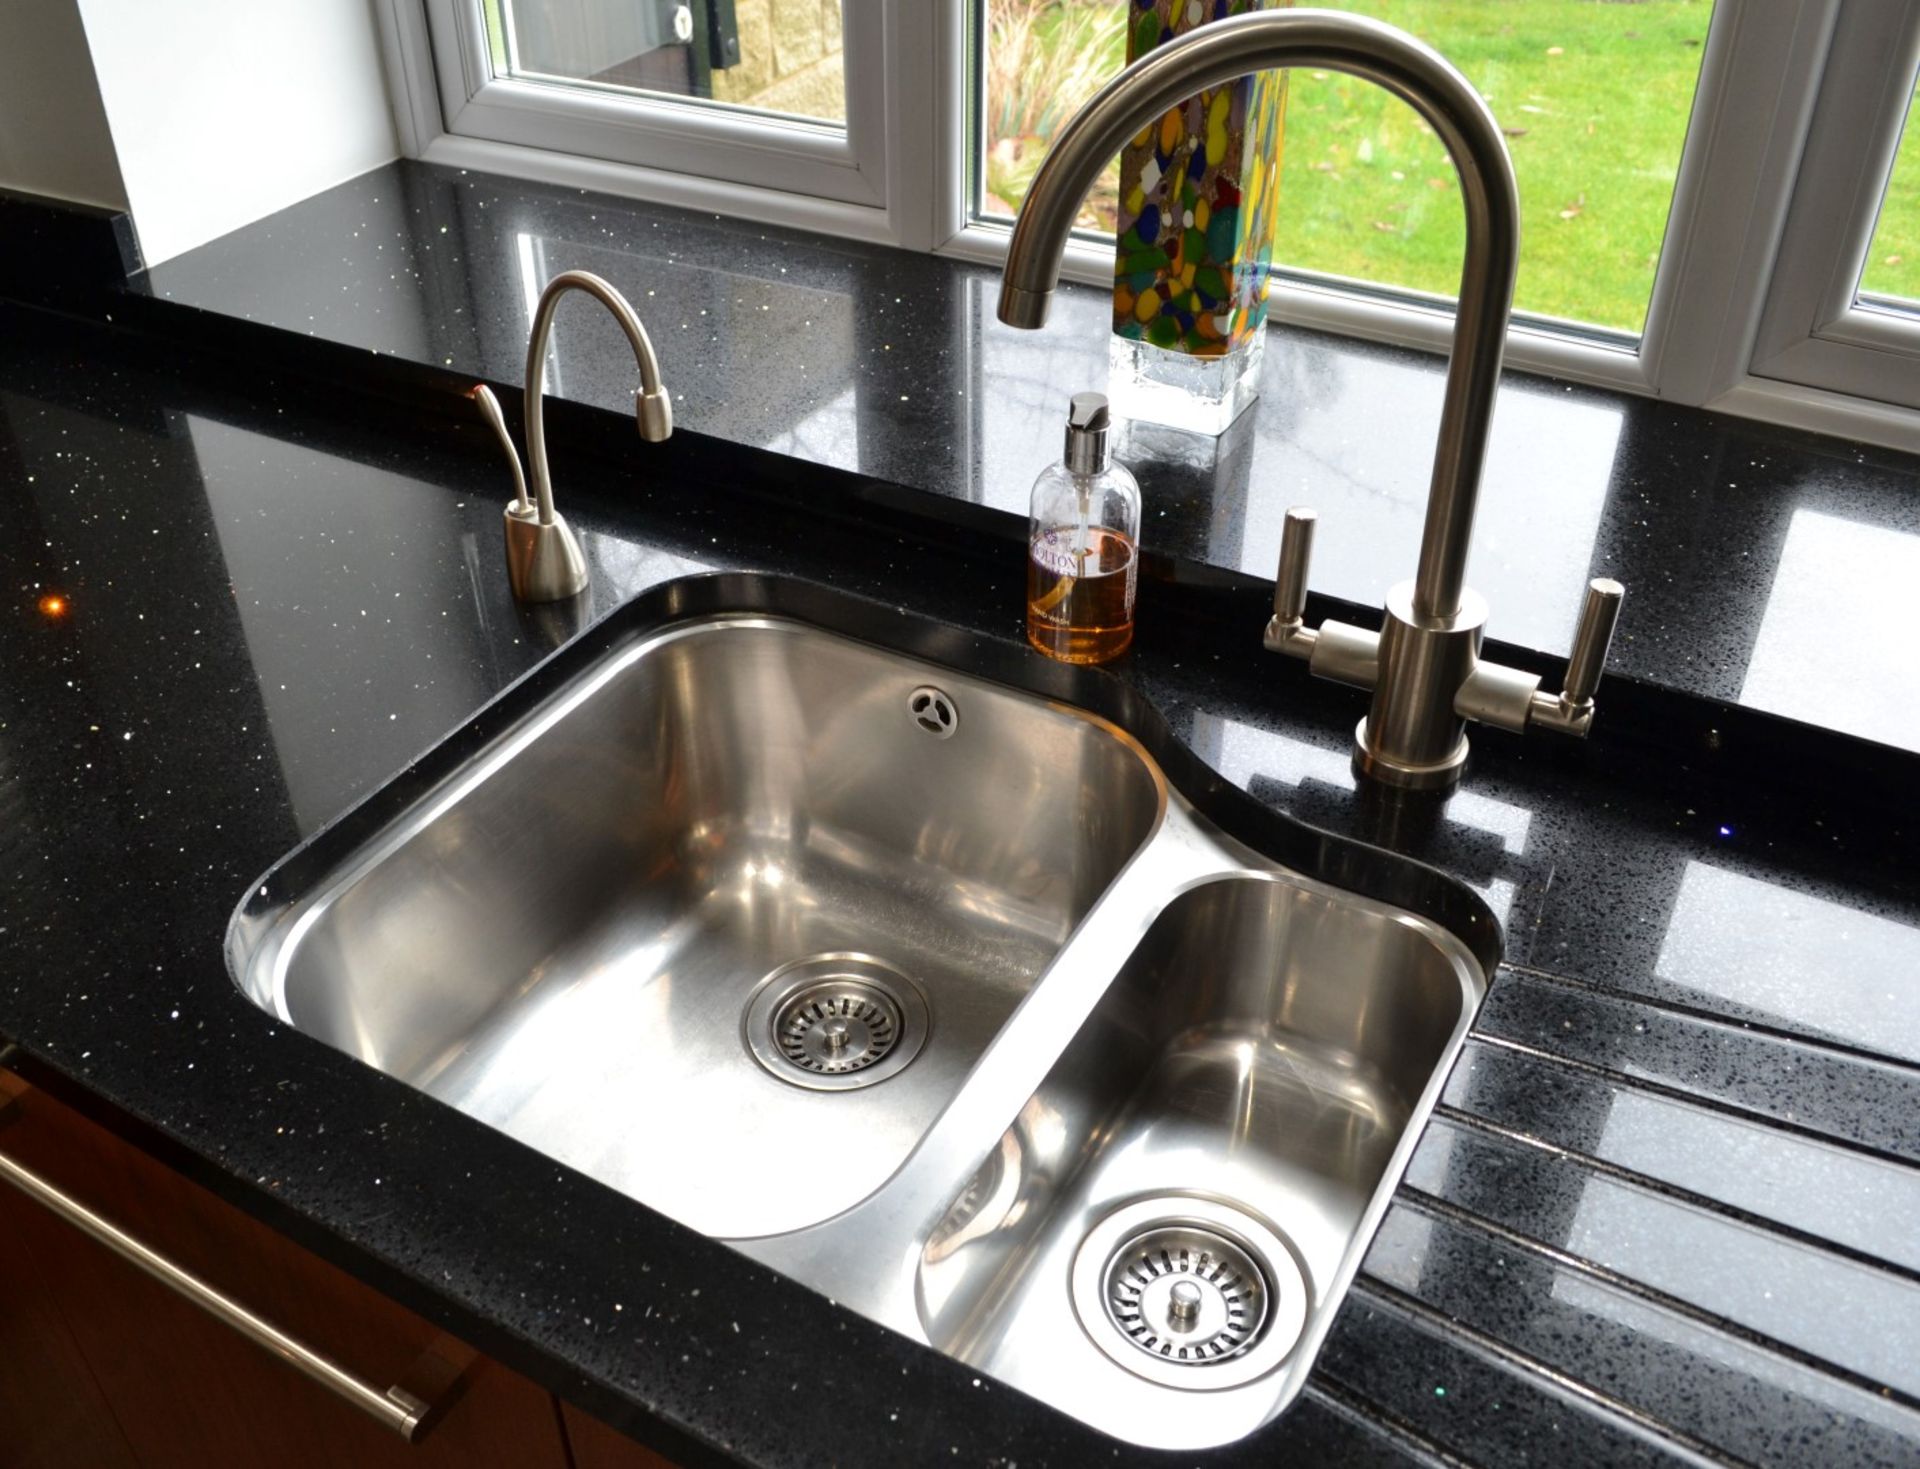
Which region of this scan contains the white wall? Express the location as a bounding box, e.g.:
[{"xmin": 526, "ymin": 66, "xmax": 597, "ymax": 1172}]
[
  {"xmin": 0, "ymin": 0, "xmax": 128, "ymax": 209},
  {"xmin": 74, "ymin": 0, "xmax": 400, "ymax": 264}
]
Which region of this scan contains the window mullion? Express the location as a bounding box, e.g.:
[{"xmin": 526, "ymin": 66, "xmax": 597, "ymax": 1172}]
[
  {"xmin": 1748, "ymin": 2, "xmax": 1920, "ymax": 382},
  {"xmin": 876, "ymin": 0, "xmax": 965, "ymax": 252},
  {"xmin": 1636, "ymin": 0, "xmax": 1839, "ymax": 407}
]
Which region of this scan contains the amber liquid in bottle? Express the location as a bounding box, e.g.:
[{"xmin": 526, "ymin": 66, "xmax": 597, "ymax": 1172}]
[{"xmin": 1026, "ymin": 524, "xmax": 1137, "ymax": 664}]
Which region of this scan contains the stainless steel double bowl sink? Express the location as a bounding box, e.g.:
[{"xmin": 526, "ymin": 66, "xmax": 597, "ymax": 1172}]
[{"xmin": 229, "ymin": 573, "xmax": 1497, "ymax": 1452}]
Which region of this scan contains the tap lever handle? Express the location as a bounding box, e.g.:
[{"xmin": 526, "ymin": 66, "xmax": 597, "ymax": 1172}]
[
  {"xmin": 1563, "ymin": 577, "xmax": 1623, "ymax": 706},
  {"xmin": 1274, "ymin": 506, "xmax": 1318, "ymax": 624},
  {"xmin": 469, "ymin": 384, "xmax": 532, "ymax": 518}
]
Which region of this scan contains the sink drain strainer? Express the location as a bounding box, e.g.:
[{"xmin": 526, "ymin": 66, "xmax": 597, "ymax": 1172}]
[
  {"xmin": 1071, "ymin": 1197, "xmax": 1309, "ymax": 1390},
  {"xmin": 1104, "ymin": 1224, "xmax": 1267, "ymax": 1363},
  {"xmin": 744, "ymin": 954, "xmax": 929, "ymax": 1092}
]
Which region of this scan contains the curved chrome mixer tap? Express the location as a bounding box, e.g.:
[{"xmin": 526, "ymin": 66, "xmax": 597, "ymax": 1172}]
[{"xmin": 998, "ymin": 9, "xmax": 1623, "ymax": 790}]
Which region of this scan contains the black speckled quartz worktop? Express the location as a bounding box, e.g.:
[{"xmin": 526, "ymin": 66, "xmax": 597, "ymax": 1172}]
[
  {"xmin": 123, "ymin": 159, "xmax": 1920, "ymax": 757},
  {"xmin": 2, "ymin": 160, "xmax": 1919, "ymax": 1466}
]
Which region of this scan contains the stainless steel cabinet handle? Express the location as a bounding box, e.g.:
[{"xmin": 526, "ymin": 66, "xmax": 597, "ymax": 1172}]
[{"xmin": 0, "ymin": 1107, "xmax": 444, "ymax": 1442}]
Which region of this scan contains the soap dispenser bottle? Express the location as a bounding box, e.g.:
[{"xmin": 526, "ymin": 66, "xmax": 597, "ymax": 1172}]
[{"xmin": 1026, "ymin": 392, "xmax": 1141, "ymax": 664}]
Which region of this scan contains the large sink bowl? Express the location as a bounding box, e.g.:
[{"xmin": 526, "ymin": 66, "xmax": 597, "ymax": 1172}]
[
  {"xmin": 231, "ymin": 608, "xmax": 1160, "ymax": 1237},
  {"xmin": 229, "ymin": 573, "xmax": 1497, "ymax": 1451}
]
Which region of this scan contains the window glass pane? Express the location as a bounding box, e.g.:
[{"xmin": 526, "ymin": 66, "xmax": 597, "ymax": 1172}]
[
  {"xmin": 1858, "ymin": 86, "xmax": 1920, "ymax": 308},
  {"xmin": 487, "ymin": 0, "xmax": 846, "ymax": 125},
  {"xmin": 977, "ymin": 0, "xmax": 1712, "ymax": 335},
  {"xmin": 981, "ymin": 0, "xmax": 1126, "ymax": 228}
]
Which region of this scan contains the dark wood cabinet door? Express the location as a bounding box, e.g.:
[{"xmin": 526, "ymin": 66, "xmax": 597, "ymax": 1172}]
[
  {"xmin": 0, "ymin": 1074, "xmax": 570, "ymax": 1469},
  {"xmin": 0, "ymin": 1091, "xmax": 143, "ymax": 1469},
  {"xmin": 561, "ymin": 1401, "xmax": 684, "ymax": 1468}
]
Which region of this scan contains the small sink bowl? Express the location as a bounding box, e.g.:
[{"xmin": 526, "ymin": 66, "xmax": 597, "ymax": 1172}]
[
  {"xmin": 914, "ymin": 875, "xmax": 1481, "ymax": 1448},
  {"xmin": 230, "ymin": 607, "xmax": 1160, "ymax": 1238},
  {"xmin": 229, "ymin": 572, "xmax": 1496, "ymax": 1452}
]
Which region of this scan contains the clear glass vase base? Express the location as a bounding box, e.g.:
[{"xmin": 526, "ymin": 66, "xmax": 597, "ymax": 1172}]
[{"xmin": 1107, "ymin": 332, "xmax": 1265, "ymax": 437}]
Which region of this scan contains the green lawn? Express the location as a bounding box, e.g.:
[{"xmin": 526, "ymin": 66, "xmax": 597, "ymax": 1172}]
[
  {"xmin": 1862, "ymin": 86, "xmax": 1920, "ymax": 303},
  {"xmin": 1275, "ymin": 0, "xmax": 1711, "ymax": 331},
  {"xmin": 991, "ymin": 1, "xmax": 1920, "ymax": 333}
]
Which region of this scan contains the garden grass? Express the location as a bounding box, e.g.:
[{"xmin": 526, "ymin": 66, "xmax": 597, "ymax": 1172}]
[
  {"xmin": 1276, "ymin": 0, "xmax": 1712, "ymax": 331},
  {"xmin": 1002, "ymin": 1, "xmax": 1920, "ymax": 332},
  {"xmin": 1861, "ymin": 85, "xmax": 1920, "ymax": 305}
]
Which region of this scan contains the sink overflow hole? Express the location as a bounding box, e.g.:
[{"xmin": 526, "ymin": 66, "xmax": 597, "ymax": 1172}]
[{"xmin": 908, "ymin": 686, "xmax": 958, "ymax": 738}]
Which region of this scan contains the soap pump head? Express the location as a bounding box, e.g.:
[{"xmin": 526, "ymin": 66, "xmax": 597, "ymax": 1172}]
[{"xmin": 1064, "ymin": 391, "xmax": 1111, "ymax": 475}]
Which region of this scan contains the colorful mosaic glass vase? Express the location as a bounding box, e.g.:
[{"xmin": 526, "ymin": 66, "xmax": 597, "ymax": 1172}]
[{"xmin": 1110, "ymin": 0, "xmax": 1288, "ymax": 435}]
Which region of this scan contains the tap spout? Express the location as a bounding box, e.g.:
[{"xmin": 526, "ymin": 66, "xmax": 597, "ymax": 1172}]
[
  {"xmin": 998, "ymin": 10, "xmax": 1519, "ymax": 623},
  {"xmin": 478, "ymin": 269, "xmax": 672, "ymax": 605},
  {"xmin": 524, "ymin": 269, "xmax": 673, "ymax": 528}
]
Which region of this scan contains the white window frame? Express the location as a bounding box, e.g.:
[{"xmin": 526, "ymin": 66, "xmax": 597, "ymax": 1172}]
[
  {"xmin": 420, "ymin": 0, "xmax": 884, "ymax": 206},
  {"xmin": 375, "ymin": 0, "xmax": 1920, "ymax": 452},
  {"xmin": 1747, "ymin": 3, "xmax": 1920, "ymax": 408},
  {"xmin": 380, "ymin": 0, "xmax": 926, "ymax": 241}
]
